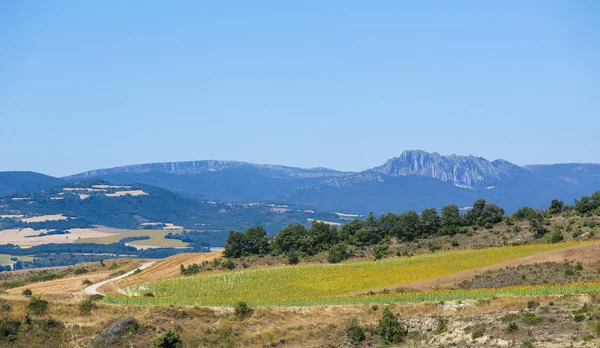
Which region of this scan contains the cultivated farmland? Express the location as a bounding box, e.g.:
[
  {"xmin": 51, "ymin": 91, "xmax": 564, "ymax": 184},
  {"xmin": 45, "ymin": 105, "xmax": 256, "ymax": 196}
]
[{"xmin": 113, "ymin": 241, "xmax": 595, "ymax": 306}]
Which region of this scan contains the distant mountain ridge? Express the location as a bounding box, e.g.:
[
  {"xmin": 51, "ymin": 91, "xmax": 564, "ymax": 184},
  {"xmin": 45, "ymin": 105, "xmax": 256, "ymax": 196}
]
[
  {"xmin": 3, "ymin": 151, "xmax": 599, "ymax": 216},
  {"xmin": 66, "ymin": 160, "xmax": 352, "ymax": 180}
]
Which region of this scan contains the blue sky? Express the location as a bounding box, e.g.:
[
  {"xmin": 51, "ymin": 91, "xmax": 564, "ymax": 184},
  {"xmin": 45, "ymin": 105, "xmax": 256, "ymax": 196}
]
[{"xmin": 1, "ymin": 1, "xmax": 598, "ymax": 177}]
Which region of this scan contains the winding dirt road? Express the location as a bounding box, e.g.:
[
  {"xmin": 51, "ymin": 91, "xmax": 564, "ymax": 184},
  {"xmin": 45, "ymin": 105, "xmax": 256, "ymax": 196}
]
[{"xmin": 83, "ymin": 261, "xmax": 156, "ymax": 296}]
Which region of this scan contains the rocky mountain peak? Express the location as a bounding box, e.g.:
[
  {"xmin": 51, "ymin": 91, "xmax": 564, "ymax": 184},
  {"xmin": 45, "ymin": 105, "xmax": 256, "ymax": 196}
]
[{"xmin": 371, "ymin": 150, "xmax": 507, "ymax": 188}]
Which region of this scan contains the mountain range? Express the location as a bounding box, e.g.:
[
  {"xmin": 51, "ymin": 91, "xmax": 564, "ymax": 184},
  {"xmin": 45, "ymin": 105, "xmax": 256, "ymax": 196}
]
[{"xmin": 3, "ymin": 150, "xmax": 600, "ymax": 215}]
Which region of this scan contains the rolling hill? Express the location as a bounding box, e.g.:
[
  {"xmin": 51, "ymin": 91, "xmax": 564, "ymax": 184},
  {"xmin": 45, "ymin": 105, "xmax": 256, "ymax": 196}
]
[
  {"xmin": 0, "ymin": 180, "xmax": 346, "ymax": 236},
  {"xmin": 0, "ymin": 171, "xmax": 64, "ymax": 198}
]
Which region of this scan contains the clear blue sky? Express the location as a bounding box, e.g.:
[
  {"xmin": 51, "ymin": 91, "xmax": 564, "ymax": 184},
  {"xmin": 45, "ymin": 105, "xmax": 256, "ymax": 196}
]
[{"xmin": 1, "ymin": 1, "xmax": 598, "ymax": 177}]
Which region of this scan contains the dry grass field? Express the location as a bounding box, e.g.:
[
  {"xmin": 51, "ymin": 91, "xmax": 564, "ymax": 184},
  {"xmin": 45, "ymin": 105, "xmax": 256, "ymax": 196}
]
[{"xmin": 74, "ymin": 230, "xmax": 189, "ymax": 248}]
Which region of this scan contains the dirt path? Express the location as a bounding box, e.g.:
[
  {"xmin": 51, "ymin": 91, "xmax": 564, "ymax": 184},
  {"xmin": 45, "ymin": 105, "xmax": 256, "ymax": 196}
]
[
  {"xmin": 372, "ymin": 241, "xmax": 600, "ymax": 292},
  {"xmin": 84, "ymin": 261, "xmax": 156, "ymax": 296}
]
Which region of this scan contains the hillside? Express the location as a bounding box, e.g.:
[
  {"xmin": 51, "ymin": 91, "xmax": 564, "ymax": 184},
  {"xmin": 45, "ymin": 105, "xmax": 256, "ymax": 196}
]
[
  {"xmin": 64, "ymin": 161, "xmax": 352, "ymax": 202},
  {"xmin": 0, "ymin": 172, "xmax": 64, "ymax": 198},
  {"xmin": 0, "ymin": 180, "xmax": 345, "ymax": 236},
  {"xmin": 59, "ymin": 152, "xmax": 600, "ymax": 214},
  {"xmin": 292, "ymin": 150, "xmax": 600, "ymax": 214}
]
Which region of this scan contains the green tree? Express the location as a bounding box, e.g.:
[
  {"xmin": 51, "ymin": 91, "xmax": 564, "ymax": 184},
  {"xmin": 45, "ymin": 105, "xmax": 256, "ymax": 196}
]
[
  {"xmin": 223, "ymin": 231, "xmax": 246, "ymax": 258},
  {"xmin": 441, "ymin": 204, "xmax": 462, "ymax": 227},
  {"xmin": 421, "ymin": 208, "xmax": 441, "ymax": 236},
  {"xmin": 244, "ymin": 226, "xmax": 269, "ymax": 255},
  {"xmin": 377, "ymin": 307, "xmax": 407, "ymax": 344},
  {"xmin": 549, "ymin": 199, "xmax": 564, "ymax": 214}
]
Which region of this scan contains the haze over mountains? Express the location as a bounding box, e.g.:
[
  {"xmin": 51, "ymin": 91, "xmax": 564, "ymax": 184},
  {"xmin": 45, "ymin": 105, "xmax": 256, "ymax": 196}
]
[{"xmin": 3, "ymin": 150, "xmax": 600, "ymax": 215}]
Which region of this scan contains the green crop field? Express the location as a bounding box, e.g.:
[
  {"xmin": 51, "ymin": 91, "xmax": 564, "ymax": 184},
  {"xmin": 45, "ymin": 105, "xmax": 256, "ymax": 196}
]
[
  {"xmin": 107, "ymin": 240, "xmax": 595, "ymax": 307},
  {"xmin": 74, "ymin": 230, "xmax": 189, "ymax": 248},
  {"xmin": 0, "ymin": 254, "xmax": 34, "ymax": 264}
]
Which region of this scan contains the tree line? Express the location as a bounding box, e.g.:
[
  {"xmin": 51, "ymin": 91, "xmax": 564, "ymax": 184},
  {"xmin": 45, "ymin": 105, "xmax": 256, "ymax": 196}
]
[{"xmin": 224, "ymin": 191, "xmax": 600, "ymax": 263}]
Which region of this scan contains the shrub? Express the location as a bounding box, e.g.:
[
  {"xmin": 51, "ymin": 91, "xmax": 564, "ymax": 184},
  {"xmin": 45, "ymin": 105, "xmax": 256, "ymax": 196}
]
[
  {"xmin": 521, "ymin": 341, "xmax": 534, "ymax": 348},
  {"xmin": 74, "ymin": 268, "xmax": 88, "ymax": 275},
  {"xmin": 507, "ymin": 322, "xmax": 519, "ymax": 332},
  {"xmin": 234, "ymin": 301, "xmax": 253, "ymax": 320},
  {"xmin": 345, "ymin": 318, "xmax": 366, "ymax": 344},
  {"xmin": 451, "ymin": 239, "xmax": 459, "ymax": 247},
  {"xmin": 154, "ymin": 329, "xmax": 183, "ymax": 348},
  {"xmin": 527, "ymin": 300, "xmax": 539, "ymax": 309},
  {"xmin": 287, "ymin": 252, "xmax": 299, "ymax": 265},
  {"xmin": 80, "ymin": 299, "xmax": 94, "ymax": 314},
  {"xmin": 1, "ymin": 302, "xmax": 11, "ymax": 312},
  {"xmin": 22, "ymin": 288, "xmax": 32, "ymax": 298},
  {"xmin": 434, "ymin": 317, "xmax": 448, "ymax": 334},
  {"xmin": 222, "ymin": 259, "xmax": 235, "ymax": 270},
  {"xmin": 547, "ymin": 229, "xmax": 564, "ymax": 244},
  {"xmin": 0, "ymin": 318, "xmax": 20, "ymax": 342},
  {"xmin": 109, "ymin": 262, "xmax": 120, "ymax": 270},
  {"xmin": 377, "ymin": 307, "xmax": 406, "ymax": 344},
  {"xmin": 521, "ymin": 312, "xmax": 543, "ymax": 325},
  {"xmin": 27, "ymin": 296, "xmax": 49, "ymax": 315},
  {"xmin": 471, "ymin": 325, "xmax": 486, "ymax": 339},
  {"xmin": 82, "ymin": 279, "xmax": 93, "ymax": 286},
  {"xmin": 374, "ymin": 243, "xmax": 389, "ymax": 260},
  {"xmin": 143, "ymin": 292, "xmax": 155, "ymax": 297},
  {"xmin": 327, "ymin": 243, "xmax": 349, "ymax": 264}
]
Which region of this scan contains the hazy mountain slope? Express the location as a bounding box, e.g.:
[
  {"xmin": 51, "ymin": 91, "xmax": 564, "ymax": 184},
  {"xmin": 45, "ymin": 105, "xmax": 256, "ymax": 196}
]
[
  {"xmin": 0, "ymin": 171, "xmax": 64, "ymax": 197},
  {"xmin": 291, "ymin": 151, "xmax": 600, "ymax": 214},
  {"xmin": 291, "ymin": 175, "xmax": 482, "ymax": 214},
  {"xmin": 64, "ymin": 161, "xmax": 352, "ymax": 202},
  {"xmin": 0, "ymin": 181, "xmax": 344, "ymax": 235}
]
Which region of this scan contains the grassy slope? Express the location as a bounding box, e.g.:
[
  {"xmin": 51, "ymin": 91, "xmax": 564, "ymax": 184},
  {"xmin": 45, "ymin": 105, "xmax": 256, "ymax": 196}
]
[{"xmin": 118, "ymin": 241, "xmax": 593, "ymax": 306}]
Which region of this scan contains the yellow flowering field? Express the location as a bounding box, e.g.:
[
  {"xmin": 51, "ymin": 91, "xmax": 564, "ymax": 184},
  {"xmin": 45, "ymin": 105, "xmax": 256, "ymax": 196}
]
[{"xmin": 111, "ymin": 241, "xmax": 594, "ymax": 306}]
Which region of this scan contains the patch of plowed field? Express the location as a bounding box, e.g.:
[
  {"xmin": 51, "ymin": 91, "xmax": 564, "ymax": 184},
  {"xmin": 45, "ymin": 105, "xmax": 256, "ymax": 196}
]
[
  {"xmin": 117, "ymin": 252, "xmax": 222, "ymax": 287},
  {"xmin": 8, "ymin": 272, "xmax": 111, "ymax": 300}
]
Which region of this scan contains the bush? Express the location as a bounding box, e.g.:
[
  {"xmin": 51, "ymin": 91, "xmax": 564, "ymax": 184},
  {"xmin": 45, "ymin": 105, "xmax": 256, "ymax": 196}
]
[
  {"xmin": 22, "ymin": 288, "xmax": 33, "ymax": 298},
  {"xmin": 74, "ymin": 268, "xmax": 88, "ymax": 275},
  {"xmin": 507, "ymin": 322, "xmax": 519, "ymax": 332},
  {"xmin": 27, "ymin": 296, "xmax": 49, "ymax": 315},
  {"xmin": 109, "ymin": 262, "xmax": 120, "ymax": 270},
  {"xmin": 0, "ymin": 318, "xmax": 20, "ymax": 342},
  {"xmin": 327, "ymin": 243, "xmax": 349, "ymax": 264},
  {"xmin": 471, "ymin": 325, "xmax": 486, "ymax": 339},
  {"xmin": 345, "ymin": 318, "xmax": 366, "ymax": 344},
  {"xmin": 154, "ymin": 329, "xmax": 183, "ymax": 348},
  {"xmin": 222, "ymin": 259, "xmax": 235, "ymax": 270},
  {"xmin": 79, "ymin": 299, "xmax": 94, "ymax": 314},
  {"xmin": 82, "ymin": 279, "xmax": 93, "ymax": 286},
  {"xmin": 234, "ymin": 301, "xmax": 253, "ymax": 320},
  {"xmin": 374, "ymin": 243, "xmax": 389, "ymax": 260},
  {"xmin": 548, "ymin": 229, "xmax": 564, "ymax": 244},
  {"xmin": 377, "ymin": 307, "xmax": 406, "ymax": 344},
  {"xmin": 451, "ymin": 239, "xmax": 459, "ymax": 247},
  {"xmin": 527, "ymin": 300, "xmax": 539, "ymax": 309},
  {"xmin": 143, "ymin": 292, "xmax": 155, "ymax": 297},
  {"xmin": 521, "ymin": 312, "xmax": 543, "ymax": 325},
  {"xmin": 287, "ymin": 251, "xmax": 299, "ymax": 265}
]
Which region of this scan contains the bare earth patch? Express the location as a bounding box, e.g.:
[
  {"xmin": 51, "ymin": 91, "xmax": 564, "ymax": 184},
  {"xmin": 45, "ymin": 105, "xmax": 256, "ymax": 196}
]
[
  {"xmin": 105, "ymin": 190, "xmax": 148, "ymax": 197},
  {"xmin": 21, "ymin": 214, "xmax": 68, "ymax": 223}
]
